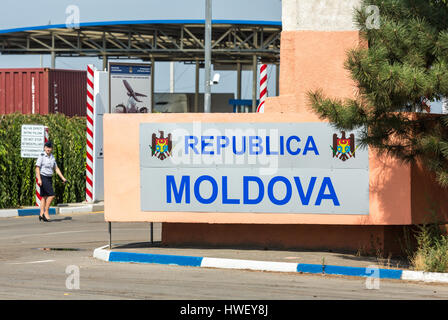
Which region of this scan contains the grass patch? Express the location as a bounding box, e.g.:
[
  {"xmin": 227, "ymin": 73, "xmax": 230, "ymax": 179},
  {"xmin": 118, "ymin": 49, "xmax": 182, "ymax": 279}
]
[{"xmin": 410, "ymin": 223, "xmax": 448, "ymax": 273}]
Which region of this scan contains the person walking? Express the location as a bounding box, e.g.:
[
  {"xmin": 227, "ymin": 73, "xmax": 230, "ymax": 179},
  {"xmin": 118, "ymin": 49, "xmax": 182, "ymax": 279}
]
[{"xmin": 35, "ymin": 141, "xmax": 67, "ymax": 222}]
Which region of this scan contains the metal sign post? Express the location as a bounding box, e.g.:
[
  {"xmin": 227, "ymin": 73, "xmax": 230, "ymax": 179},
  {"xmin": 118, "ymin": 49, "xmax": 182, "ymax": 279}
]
[
  {"xmin": 86, "ymin": 65, "xmax": 95, "ymax": 203},
  {"xmin": 21, "ymin": 124, "xmax": 49, "ymax": 207},
  {"xmin": 204, "ymin": 0, "xmax": 212, "ymax": 113},
  {"xmin": 150, "ymin": 222, "xmax": 154, "ymax": 244},
  {"xmin": 108, "ymin": 222, "xmax": 112, "ymax": 249}
]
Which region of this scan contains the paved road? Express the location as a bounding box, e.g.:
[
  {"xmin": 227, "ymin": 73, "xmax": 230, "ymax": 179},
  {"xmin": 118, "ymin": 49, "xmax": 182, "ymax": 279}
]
[{"xmin": 0, "ymin": 212, "xmax": 447, "ymax": 300}]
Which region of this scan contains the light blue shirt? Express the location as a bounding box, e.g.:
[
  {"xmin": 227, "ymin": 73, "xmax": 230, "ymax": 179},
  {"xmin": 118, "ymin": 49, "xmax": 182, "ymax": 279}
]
[{"xmin": 36, "ymin": 153, "xmax": 57, "ymax": 177}]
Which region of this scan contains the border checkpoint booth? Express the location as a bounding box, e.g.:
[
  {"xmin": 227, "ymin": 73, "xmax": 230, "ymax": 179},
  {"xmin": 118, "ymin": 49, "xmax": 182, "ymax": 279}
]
[{"xmin": 101, "ymin": 0, "xmax": 448, "ymax": 255}]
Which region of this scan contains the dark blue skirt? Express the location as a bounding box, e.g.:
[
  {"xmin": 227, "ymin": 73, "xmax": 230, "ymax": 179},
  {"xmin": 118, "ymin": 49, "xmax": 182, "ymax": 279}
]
[{"xmin": 40, "ymin": 175, "xmax": 55, "ymax": 197}]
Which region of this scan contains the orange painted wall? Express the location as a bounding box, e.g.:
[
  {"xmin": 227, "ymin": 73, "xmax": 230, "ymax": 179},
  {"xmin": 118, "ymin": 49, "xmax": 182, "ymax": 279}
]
[
  {"xmin": 161, "ymin": 223, "xmax": 406, "ymax": 254},
  {"xmin": 411, "ymin": 160, "xmax": 448, "ymax": 224},
  {"xmin": 265, "ymin": 31, "xmax": 362, "ymax": 116}
]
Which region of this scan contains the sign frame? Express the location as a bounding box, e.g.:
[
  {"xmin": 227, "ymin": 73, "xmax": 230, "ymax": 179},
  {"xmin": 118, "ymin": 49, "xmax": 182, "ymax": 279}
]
[
  {"xmin": 139, "ymin": 122, "xmax": 370, "ymax": 215},
  {"xmin": 108, "ymin": 62, "xmax": 152, "ymax": 114},
  {"xmin": 21, "ymin": 124, "xmax": 46, "ymax": 158}
]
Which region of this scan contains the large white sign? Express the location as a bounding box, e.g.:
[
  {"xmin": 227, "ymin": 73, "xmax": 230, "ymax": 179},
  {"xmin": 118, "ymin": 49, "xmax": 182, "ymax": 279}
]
[
  {"xmin": 139, "ymin": 122, "xmax": 370, "ymax": 215},
  {"xmin": 21, "ymin": 125, "xmax": 45, "ymax": 158}
]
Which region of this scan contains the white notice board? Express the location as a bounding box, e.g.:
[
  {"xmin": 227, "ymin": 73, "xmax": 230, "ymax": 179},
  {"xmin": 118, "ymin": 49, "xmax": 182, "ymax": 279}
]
[{"xmin": 21, "ymin": 125, "xmax": 45, "ymax": 158}]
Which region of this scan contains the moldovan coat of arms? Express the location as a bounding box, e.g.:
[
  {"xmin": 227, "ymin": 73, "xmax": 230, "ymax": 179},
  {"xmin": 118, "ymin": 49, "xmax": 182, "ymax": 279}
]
[
  {"xmin": 331, "ymin": 131, "xmax": 357, "ymax": 162},
  {"xmin": 150, "ymin": 131, "xmax": 172, "ymax": 160}
]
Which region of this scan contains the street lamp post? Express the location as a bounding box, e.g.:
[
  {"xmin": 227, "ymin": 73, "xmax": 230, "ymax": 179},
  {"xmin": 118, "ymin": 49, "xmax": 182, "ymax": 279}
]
[{"xmin": 204, "ymin": 0, "xmax": 212, "ymax": 113}]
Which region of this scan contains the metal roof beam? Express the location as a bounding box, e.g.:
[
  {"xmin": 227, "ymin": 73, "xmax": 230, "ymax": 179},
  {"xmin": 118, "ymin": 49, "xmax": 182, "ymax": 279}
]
[
  {"xmin": 182, "ymin": 27, "xmax": 204, "ymax": 49},
  {"xmin": 0, "ymin": 23, "xmax": 280, "ymax": 62},
  {"xmin": 212, "ymin": 27, "xmax": 233, "ymax": 49},
  {"xmin": 29, "ymin": 35, "xmax": 52, "ymax": 50},
  {"xmin": 54, "ymin": 33, "xmax": 80, "ymax": 50}
]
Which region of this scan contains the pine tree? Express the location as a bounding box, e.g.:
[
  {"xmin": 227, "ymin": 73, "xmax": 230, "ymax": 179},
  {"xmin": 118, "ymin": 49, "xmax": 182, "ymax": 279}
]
[{"xmin": 309, "ymin": 0, "xmax": 448, "ymax": 187}]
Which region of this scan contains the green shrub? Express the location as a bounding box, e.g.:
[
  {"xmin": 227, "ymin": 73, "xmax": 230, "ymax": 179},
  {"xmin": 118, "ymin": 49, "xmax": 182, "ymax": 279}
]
[
  {"xmin": 411, "ymin": 223, "xmax": 448, "ymax": 273},
  {"xmin": 0, "ymin": 113, "xmax": 86, "ymax": 208}
]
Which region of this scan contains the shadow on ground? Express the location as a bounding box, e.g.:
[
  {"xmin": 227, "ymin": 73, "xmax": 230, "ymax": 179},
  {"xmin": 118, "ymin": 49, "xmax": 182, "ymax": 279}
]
[
  {"xmin": 46, "ymin": 217, "xmax": 73, "ymax": 223},
  {"xmin": 111, "ymin": 241, "xmax": 411, "ymax": 270}
]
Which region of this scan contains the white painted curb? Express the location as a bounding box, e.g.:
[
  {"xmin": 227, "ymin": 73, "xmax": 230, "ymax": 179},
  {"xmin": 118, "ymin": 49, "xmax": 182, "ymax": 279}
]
[
  {"xmin": 201, "ymin": 257, "xmax": 298, "ymax": 272},
  {"xmin": 0, "ymin": 210, "xmax": 19, "ymax": 218},
  {"xmin": 0, "ymin": 204, "xmax": 103, "ymax": 218},
  {"xmin": 93, "ymin": 245, "xmax": 110, "ymax": 262},
  {"xmin": 402, "ymin": 270, "xmax": 448, "ymax": 283},
  {"xmin": 59, "ymin": 205, "xmax": 94, "ymax": 214}
]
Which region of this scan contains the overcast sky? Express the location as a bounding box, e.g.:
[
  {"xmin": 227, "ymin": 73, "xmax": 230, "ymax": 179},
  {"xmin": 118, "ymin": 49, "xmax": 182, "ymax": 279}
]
[{"xmin": 0, "ymin": 0, "xmax": 282, "ymax": 103}]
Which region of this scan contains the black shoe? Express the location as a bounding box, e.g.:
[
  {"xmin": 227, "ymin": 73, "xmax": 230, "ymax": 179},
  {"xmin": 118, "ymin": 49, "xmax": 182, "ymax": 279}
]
[
  {"xmin": 39, "ymin": 215, "xmax": 43, "ymax": 222},
  {"xmin": 41, "ymin": 215, "xmax": 49, "ymax": 222}
]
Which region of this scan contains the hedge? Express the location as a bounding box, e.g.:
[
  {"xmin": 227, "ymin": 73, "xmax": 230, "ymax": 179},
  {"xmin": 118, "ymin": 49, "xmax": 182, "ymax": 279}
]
[{"xmin": 0, "ymin": 113, "xmax": 86, "ymax": 208}]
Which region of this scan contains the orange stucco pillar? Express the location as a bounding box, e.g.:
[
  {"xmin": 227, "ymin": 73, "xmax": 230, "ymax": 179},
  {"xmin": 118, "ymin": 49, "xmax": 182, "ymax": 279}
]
[
  {"xmin": 265, "ymin": 31, "xmax": 361, "ymax": 117},
  {"xmin": 265, "ymin": 0, "xmax": 362, "ymax": 117}
]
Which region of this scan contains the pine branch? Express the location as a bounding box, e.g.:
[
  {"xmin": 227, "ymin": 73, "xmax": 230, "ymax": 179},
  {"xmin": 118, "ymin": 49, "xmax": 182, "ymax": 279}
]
[{"xmin": 309, "ymin": 0, "xmax": 448, "ymax": 189}]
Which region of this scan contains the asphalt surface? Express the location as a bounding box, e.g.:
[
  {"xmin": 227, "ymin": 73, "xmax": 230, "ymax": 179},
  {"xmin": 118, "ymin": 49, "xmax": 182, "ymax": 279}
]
[{"xmin": 0, "ymin": 212, "xmax": 448, "ymax": 300}]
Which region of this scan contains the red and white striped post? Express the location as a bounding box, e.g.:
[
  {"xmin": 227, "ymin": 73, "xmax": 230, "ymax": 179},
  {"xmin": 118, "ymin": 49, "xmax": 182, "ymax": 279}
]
[
  {"xmin": 86, "ymin": 64, "xmax": 95, "ymax": 202},
  {"xmin": 256, "ymin": 64, "xmax": 267, "ymax": 113},
  {"xmin": 36, "ymin": 127, "xmax": 49, "ymax": 207}
]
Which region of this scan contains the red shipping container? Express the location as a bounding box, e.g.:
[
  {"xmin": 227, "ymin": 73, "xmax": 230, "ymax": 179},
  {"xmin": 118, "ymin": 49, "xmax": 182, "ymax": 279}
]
[{"xmin": 0, "ymin": 68, "xmax": 86, "ymax": 117}]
